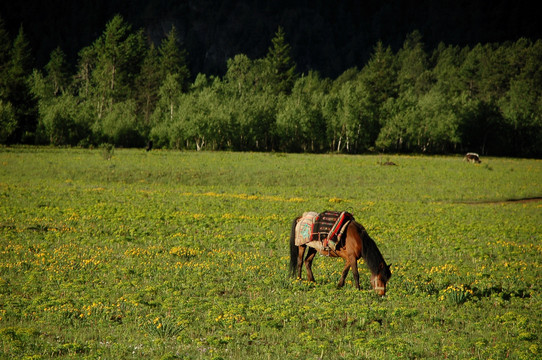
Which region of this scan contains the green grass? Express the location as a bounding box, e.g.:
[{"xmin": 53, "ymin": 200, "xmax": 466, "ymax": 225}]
[{"xmin": 1, "ymin": 147, "xmax": 541, "ymax": 359}]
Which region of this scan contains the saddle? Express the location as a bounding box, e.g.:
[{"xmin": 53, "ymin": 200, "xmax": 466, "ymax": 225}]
[{"xmin": 296, "ymin": 211, "xmax": 353, "ymax": 250}]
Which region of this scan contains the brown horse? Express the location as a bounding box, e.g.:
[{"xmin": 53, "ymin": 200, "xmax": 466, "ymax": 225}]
[{"xmin": 289, "ymin": 215, "xmax": 392, "ymax": 296}]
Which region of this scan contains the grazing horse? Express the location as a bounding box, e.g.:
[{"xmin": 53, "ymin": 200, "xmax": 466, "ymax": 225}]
[
  {"xmin": 289, "ymin": 215, "xmax": 391, "ymax": 296},
  {"xmin": 464, "ymin": 152, "xmax": 481, "ymax": 163}
]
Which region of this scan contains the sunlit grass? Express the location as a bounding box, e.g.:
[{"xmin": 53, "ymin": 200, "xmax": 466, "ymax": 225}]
[{"xmin": 0, "ymin": 148, "xmax": 540, "ymax": 359}]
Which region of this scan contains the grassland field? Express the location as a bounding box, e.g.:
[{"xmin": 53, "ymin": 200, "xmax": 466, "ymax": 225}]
[{"xmin": 0, "ymin": 147, "xmax": 541, "ymax": 359}]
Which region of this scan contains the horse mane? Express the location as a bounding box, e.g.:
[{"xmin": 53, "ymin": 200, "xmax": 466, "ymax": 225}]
[{"xmin": 354, "ymin": 222, "xmax": 386, "ymax": 275}]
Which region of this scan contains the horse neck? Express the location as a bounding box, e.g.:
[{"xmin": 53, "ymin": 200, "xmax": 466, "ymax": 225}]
[{"xmin": 356, "ymin": 223, "xmax": 385, "ymax": 275}]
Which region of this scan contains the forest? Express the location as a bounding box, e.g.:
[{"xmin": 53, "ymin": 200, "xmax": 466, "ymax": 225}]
[{"xmin": 1, "ymin": 14, "xmax": 541, "ymax": 156}]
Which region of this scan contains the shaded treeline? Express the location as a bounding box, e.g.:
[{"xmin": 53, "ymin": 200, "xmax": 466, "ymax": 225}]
[{"xmin": 1, "ymin": 15, "xmax": 541, "ymax": 156}]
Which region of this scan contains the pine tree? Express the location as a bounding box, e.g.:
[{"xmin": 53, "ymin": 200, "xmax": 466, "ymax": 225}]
[
  {"xmin": 91, "ymin": 15, "xmax": 145, "ymax": 116},
  {"xmin": 359, "ymin": 41, "xmax": 397, "ymax": 143},
  {"xmin": 264, "ymin": 26, "xmax": 297, "ymax": 95},
  {"xmin": 136, "ymin": 44, "xmax": 161, "ymax": 126},
  {"xmin": 360, "ymin": 41, "xmax": 397, "ymax": 105},
  {"xmin": 159, "ymin": 26, "xmax": 190, "ymax": 91},
  {"xmin": 0, "ymin": 17, "xmax": 11, "ymax": 100},
  {"xmin": 396, "ymin": 31, "xmax": 430, "ymax": 95},
  {"xmin": 8, "ymin": 25, "xmax": 35, "ymax": 142},
  {"xmin": 431, "ymin": 43, "xmax": 464, "ymax": 97}
]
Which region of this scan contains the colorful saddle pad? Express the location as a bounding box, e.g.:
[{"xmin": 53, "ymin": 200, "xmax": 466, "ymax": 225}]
[{"xmin": 295, "ymin": 211, "xmax": 353, "ymax": 249}]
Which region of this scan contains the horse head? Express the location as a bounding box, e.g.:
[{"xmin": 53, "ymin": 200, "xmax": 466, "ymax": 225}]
[{"xmin": 370, "ymin": 263, "xmax": 392, "ymax": 296}]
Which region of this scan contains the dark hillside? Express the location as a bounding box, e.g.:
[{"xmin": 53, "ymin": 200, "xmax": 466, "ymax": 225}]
[{"xmin": 1, "ymin": 0, "xmax": 539, "ymax": 77}]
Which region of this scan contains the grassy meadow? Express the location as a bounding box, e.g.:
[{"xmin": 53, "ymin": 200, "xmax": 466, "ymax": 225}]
[{"xmin": 0, "ymin": 147, "xmax": 541, "ymax": 359}]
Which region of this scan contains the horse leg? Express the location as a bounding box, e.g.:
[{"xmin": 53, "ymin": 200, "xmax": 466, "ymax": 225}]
[
  {"xmin": 304, "ymin": 247, "xmax": 317, "ymax": 282},
  {"xmin": 296, "ymin": 245, "xmax": 306, "ymax": 279},
  {"xmin": 337, "ymin": 257, "xmax": 360, "ymax": 289},
  {"xmin": 350, "ymin": 257, "xmax": 360, "ymax": 290},
  {"xmin": 338, "ymin": 260, "xmax": 350, "ymax": 288}
]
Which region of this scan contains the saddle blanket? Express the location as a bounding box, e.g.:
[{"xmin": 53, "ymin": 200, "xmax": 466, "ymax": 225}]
[{"xmin": 295, "ymin": 211, "xmax": 353, "ymax": 249}]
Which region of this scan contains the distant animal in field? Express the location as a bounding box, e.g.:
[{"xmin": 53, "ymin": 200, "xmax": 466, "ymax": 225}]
[
  {"xmin": 464, "ymin": 152, "xmax": 481, "ymax": 163},
  {"xmin": 379, "ymin": 156, "xmax": 397, "ymax": 166},
  {"xmin": 146, "ymin": 140, "xmax": 153, "ymax": 152},
  {"xmin": 290, "ymin": 211, "xmax": 392, "ymax": 296}
]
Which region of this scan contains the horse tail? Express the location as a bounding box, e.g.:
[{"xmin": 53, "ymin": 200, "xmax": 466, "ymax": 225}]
[{"xmin": 289, "ymin": 216, "xmax": 300, "ymax": 277}]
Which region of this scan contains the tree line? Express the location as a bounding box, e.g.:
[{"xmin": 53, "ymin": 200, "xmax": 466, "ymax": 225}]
[{"xmin": 1, "ymin": 15, "xmax": 541, "ymax": 156}]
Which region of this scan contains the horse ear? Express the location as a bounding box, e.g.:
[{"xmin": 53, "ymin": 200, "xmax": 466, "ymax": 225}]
[{"xmin": 388, "ymin": 263, "xmax": 392, "ymax": 269}]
